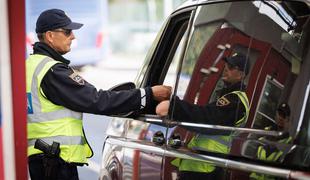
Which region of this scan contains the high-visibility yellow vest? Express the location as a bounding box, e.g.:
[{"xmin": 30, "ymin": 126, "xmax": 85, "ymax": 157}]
[
  {"xmin": 250, "ymin": 136, "xmax": 292, "ymax": 180},
  {"xmin": 26, "ymin": 54, "xmax": 92, "ymax": 163},
  {"xmin": 172, "ymin": 91, "xmax": 249, "ymax": 173}
]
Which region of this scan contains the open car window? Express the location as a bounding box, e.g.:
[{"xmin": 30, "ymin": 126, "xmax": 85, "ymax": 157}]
[{"xmin": 168, "ymin": 0, "xmax": 310, "ymax": 171}]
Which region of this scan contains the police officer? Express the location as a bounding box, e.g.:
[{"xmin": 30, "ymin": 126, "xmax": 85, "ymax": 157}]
[
  {"xmin": 250, "ymin": 103, "xmax": 292, "ymax": 180},
  {"xmin": 156, "ymin": 53, "xmax": 250, "ymax": 179},
  {"xmin": 27, "ymin": 9, "xmax": 171, "ymax": 180},
  {"xmin": 275, "ymin": 102, "xmax": 291, "ymax": 131}
]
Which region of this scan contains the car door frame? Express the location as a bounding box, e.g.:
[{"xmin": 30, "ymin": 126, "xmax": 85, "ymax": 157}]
[{"xmin": 100, "ymin": 6, "xmax": 198, "ymax": 180}]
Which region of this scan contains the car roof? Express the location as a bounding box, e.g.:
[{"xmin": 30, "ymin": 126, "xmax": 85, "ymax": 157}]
[
  {"xmin": 175, "ymin": 0, "xmax": 310, "ymax": 14},
  {"xmin": 173, "ymin": 0, "xmax": 310, "ymax": 32}
]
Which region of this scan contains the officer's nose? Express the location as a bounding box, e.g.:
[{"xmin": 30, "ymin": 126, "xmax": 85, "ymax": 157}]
[{"xmin": 70, "ymin": 32, "xmax": 75, "ymax": 40}]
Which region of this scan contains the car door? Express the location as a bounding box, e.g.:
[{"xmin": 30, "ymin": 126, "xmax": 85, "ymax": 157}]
[
  {"xmin": 133, "ymin": 7, "xmax": 194, "ymax": 180},
  {"xmin": 160, "ymin": 1, "xmax": 310, "ymax": 180},
  {"xmin": 100, "ymin": 6, "xmax": 195, "ymax": 180},
  {"xmin": 101, "ymin": 1, "xmax": 310, "ymax": 180}
]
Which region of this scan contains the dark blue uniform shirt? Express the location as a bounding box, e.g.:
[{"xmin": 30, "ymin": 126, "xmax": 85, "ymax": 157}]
[{"xmin": 31, "ymin": 42, "xmax": 153, "ymax": 115}]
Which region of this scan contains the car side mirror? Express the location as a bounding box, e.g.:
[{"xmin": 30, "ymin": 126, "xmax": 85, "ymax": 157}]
[
  {"xmin": 109, "ymin": 82, "xmax": 136, "ymax": 117},
  {"xmin": 108, "ymin": 82, "xmax": 136, "ymax": 91}
]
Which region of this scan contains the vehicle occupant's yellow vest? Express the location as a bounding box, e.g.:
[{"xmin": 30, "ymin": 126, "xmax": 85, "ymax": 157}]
[
  {"xmin": 26, "ymin": 54, "xmax": 92, "ymax": 163},
  {"xmin": 250, "ymin": 136, "xmax": 292, "ymax": 180},
  {"xmin": 172, "ymin": 91, "xmax": 249, "ymax": 173}
]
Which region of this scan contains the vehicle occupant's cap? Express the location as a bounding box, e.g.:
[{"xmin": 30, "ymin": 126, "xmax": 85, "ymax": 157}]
[
  {"xmin": 277, "ymin": 102, "xmax": 291, "ymax": 117},
  {"xmin": 223, "ymin": 53, "xmax": 250, "ymax": 75},
  {"xmin": 36, "ymin": 9, "xmax": 83, "ymax": 33}
]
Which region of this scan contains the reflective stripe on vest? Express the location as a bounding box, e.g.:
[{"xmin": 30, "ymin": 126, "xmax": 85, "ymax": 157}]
[
  {"xmin": 232, "ymin": 91, "xmax": 249, "ymax": 127},
  {"xmin": 172, "ymin": 90, "xmax": 249, "ymax": 173},
  {"xmin": 28, "ymin": 136, "xmax": 86, "ymax": 147},
  {"xmin": 249, "ymin": 172, "xmax": 275, "ymax": 180},
  {"xmin": 26, "ymin": 55, "xmax": 92, "ymax": 163}
]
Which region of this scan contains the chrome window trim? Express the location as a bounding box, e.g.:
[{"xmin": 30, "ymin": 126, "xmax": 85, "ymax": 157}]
[
  {"xmin": 251, "ymin": 75, "xmax": 285, "ymax": 128},
  {"xmin": 106, "ymin": 136, "xmax": 166, "ymax": 156},
  {"xmin": 296, "ymin": 80, "xmax": 310, "ymax": 134},
  {"xmin": 169, "ymin": 9, "xmax": 197, "ymax": 101},
  {"xmin": 165, "ymin": 148, "xmax": 307, "ymax": 179},
  {"xmin": 139, "ymin": 114, "xmax": 284, "ymax": 137},
  {"xmin": 105, "ymin": 136, "xmax": 308, "ymax": 179},
  {"xmin": 256, "ymin": 111, "xmax": 276, "ymax": 124}
]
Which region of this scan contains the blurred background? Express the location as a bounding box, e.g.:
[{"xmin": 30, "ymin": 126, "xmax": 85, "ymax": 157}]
[{"xmin": 25, "ymin": 0, "xmax": 186, "ymax": 179}]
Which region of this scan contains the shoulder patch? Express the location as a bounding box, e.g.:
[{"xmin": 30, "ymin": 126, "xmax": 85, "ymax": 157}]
[
  {"xmin": 216, "ymin": 96, "xmax": 230, "ymax": 106},
  {"xmin": 69, "ymin": 72, "xmax": 85, "ymax": 85}
]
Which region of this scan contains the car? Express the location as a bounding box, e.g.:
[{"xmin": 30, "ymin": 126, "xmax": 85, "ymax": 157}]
[
  {"xmin": 25, "ymin": 0, "xmax": 109, "ymax": 68},
  {"xmin": 99, "ymin": 0, "xmax": 310, "ymax": 179}
]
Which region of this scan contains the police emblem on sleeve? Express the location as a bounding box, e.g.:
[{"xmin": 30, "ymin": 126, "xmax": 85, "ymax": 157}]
[
  {"xmin": 216, "ymin": 96, "xmax": 230, "ymax": 106},
  {"xmin": 69, "ymin": 72, "xmax": 85, "ymax": 85}
]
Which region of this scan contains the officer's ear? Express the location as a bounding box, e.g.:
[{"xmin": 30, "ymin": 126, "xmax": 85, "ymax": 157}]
[
  {"xmin": 237, "ymin": 70, "xmax": 245, "ymax": 80},
  {"xmin": 241, "ymin": 71, "xmax": 247, "ymax": 79},
  {"xmin": 44, "ymin": 31, "xmax": 54, "ymax": 44}
]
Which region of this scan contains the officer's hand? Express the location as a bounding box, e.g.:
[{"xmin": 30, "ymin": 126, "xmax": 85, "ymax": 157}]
[
  {"xmin": 156, "ymin": 100, "xmax": 170, "ymax": 116},
  {"xmin": 151, "ymin": 85, "xmax": 172, "ymax": 102}
]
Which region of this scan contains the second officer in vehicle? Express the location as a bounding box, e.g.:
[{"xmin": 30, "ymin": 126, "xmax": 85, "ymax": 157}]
[{"xmin": 156, "ymin": 53, "xmax": 250, "ymax": 179}]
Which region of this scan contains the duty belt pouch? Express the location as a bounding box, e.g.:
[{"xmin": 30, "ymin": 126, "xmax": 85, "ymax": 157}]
[
  {"xmin": 42, "ymin": 155, "xmax": 60, "ymax": 180},
  {"xmin": 34, "ymin": 139, "xmax": 61, "ymax": 180}
]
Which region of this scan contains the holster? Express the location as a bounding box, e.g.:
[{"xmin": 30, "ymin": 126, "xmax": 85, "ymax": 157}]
[{"xmin": 34, "ymin": 139, "xmax": 61, "ymax": 180}]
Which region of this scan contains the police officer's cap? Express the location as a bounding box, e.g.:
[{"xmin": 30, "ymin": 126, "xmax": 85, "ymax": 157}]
[
  {"xmin": 223, "ymin": 53, "xmax": 250, "ymax": 75},
  {"xmin": 36, "ymin": 9, "xmax": 83, "ymax": 33}
]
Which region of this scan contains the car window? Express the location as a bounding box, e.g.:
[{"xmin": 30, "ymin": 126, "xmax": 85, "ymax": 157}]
[
  {"xmin": 162, "ymin": 32, "xmax": 187, "ymax": 89},
  {"xmin": 252, "ymin": 76, "xmax": 284, "ymax": 130},
  {"xmin": 135, "ymin": 19, "xmax": 168, "ymax": 86},
  {"xmin": 135, "ymin": 9, "xmax": 193, "ymax": 116},
  {"xmin": 167, "ymin": 0, "xmax": 310, "ymax": 172},
  {"xmin": 175, "ymin": 21, "xmax": 222, "ymax": 100},
  {"xmin": 208, "ymin": 45, "xmax": 259, "ymax": 104},
  {"xmin": 137, "ymin": 11, "xmax": 192, "ymax": 88},
  {"xmin": 169, "ymin": 0, "xmax": 308, "ymax": 130},
  {"xmin": 171, "ymin": 5, "xmax": 251, "ymax": 126}
]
